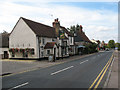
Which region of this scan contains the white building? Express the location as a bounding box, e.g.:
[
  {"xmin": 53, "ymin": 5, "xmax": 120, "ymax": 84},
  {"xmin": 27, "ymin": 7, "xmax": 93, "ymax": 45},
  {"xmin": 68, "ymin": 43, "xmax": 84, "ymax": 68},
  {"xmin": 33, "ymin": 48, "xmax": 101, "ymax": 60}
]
[
  {"xmin": 91, "ymin": 39, "xmax": 98, "ymax": 44},
  {"xmin": 9, "ymin": 17, "xmax": 75, "ymax": 59}
]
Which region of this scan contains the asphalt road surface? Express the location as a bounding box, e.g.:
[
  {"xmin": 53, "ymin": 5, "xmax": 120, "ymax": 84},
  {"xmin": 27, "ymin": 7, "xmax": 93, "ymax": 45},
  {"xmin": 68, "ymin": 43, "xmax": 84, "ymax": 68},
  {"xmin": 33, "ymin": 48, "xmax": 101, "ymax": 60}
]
[{"xmin": 2, "ymin": 51, "xmax": 113, "ymax": 89}]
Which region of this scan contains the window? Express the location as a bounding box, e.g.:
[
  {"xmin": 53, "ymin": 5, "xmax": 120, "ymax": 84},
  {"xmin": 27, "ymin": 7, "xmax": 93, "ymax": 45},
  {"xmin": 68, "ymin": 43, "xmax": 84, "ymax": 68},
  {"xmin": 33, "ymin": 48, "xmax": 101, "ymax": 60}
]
[
  {"xmin": 31, "ymin": 49, "xmax": 34, "ymax": 55},
  {"xmin": 28, "ymin": 44, "xmax": 30, "ymax": 47},
  {"xmin": 23, "ymin": 51, "xmax": 28, "ymax": 57},
  {"xmin": 52, "ymin": 38, "xmax": 55, "ymax": 42},
  {"xmin": 42, "ymin": 38, "xmax": 45, "ymax": 44},
  {"xmin": 47, "ymin": 50, "xmax": 50, "ymax": 55},
  {"xmin": 12, "ymin": 52, "xmax": 15, "ymax": 57},
  {"xmin": 63, "ymin": 41, "xmax": 67, "ymax": 46},
  {"xmin": 41, "ymin": 46, "xmax": 44, "ymax": 50},
  {"xmin": 41, "ymin": 52, "xmax": 44, "ymax": 56},
  {"xmin": 71, "ymin": 37, "xmax": 72, "ymax": 43}
]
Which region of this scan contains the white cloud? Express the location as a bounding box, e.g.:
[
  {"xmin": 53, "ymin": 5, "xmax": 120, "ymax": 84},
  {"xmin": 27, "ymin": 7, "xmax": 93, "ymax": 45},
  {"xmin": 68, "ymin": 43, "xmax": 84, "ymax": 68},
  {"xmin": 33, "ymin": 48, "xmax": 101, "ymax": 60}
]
[{"xmin": 0, "ymin": 1, "xmax": 118, "ymax": 42}]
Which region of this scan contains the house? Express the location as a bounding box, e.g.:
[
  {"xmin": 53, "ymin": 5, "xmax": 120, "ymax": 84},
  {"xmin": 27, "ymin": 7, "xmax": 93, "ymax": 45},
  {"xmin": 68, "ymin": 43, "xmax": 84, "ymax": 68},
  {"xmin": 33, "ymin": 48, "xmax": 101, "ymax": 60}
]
[
  {"xmin": 9, "ymin": 17, "xmax": 75, "ymax": 59},
  {"xmin": 91, "ymin": 39, "xmax": 98, "ymax": 44},
  {"xmin": 74, "ymin": 25, "xmax": 91, "ymax": 54},
  {"xmin": 91, "ymin": 39, "xmax": 101, "ymax": 51},
  {"xmin": 52, "ymin": 18, "xmax": 75, "ymax": 57},
  {"xmin": 60, "ymin": 26, "xmax": 75, "ymax": 56},
  {"xmin": 9, "ymin": 17, "xmax": 57, "ymax": 59},
  {"xmin": 0, "ymin": 33, "xmax": 9, "ymax": 59}
]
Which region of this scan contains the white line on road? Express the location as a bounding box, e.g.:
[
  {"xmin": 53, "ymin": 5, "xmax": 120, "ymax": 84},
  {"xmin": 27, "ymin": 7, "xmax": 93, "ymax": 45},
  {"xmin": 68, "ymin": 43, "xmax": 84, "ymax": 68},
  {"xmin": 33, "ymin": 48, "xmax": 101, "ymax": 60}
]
[
  {"xmin": 51, "ymin": 66, "xmax": 74, "ymax": 75},
  {"xmin": 80, "ymin": 60, "xmax": 88, "ymax": 64},
  {"xmin": 8, "ymin": 82, "xmax": 29, "ymax": 90}
]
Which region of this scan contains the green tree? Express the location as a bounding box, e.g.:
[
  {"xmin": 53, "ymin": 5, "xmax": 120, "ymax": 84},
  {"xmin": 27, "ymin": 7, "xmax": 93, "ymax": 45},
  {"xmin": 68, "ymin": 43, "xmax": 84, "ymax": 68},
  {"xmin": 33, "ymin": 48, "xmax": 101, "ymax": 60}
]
[
  {"xmin": 115, "ymin": 43, "xmax": 120, "ymax": 50},
  {"xmin": 82, "ymin": 43, "xmax": 98, "ymax": 54},
  {"xmin": 68, "ymin": 24, "xmax": 81, "ymax": 34},
  {"xmin": 107, "ymin": 40, "xmax": 115, "ymax": 48},
  {"xmin": 68, "ymin": 25, "xmax": 76, "ymax": 34}
]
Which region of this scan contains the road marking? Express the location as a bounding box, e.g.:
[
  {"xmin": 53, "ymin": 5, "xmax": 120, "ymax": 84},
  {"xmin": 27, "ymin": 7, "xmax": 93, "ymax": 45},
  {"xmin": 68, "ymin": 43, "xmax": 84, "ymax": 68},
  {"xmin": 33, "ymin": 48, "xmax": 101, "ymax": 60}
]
[
  {"xmin": 51, "ymin": 66, "xmax": 74, "ymax": 75},
  {"xmin": 1, "ymin": 53, "xmax": 97, "ymax": 78},
  {"xmin": 94, "ymin": 55, "xmax": 113, "ymax": 89},
  {"xmin": 80, "ymin": 60, "xmax": 88, "ymax": 64},
  {"xmin": 104, "ymin": 57, "xmax": 115, "ymax": 88},
  {"xmin": 8, "ymin": 82, "xmax": 29, "ymax": 90},
  {"xmin": 88, "ymin": 54, "xmax": 113, "ymax": 90}
]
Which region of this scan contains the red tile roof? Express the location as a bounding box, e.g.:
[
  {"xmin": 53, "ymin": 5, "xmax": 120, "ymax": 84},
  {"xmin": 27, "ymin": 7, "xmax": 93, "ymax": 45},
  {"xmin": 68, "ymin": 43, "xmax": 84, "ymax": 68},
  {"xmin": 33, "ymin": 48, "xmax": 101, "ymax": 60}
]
[{"xmin": 44, "ymin": 42, "xmax": 56, "ymax": 49}]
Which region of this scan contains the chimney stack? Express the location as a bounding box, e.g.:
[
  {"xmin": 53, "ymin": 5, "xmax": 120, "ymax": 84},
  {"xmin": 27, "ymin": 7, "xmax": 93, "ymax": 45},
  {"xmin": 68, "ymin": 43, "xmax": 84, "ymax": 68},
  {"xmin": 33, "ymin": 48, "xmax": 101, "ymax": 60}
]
[
  {"xmin": 52, "ymin": 18, "xmax": 60, "ymax": 36},
  {"xmin": 79, "ymin": 25, "xmax": 83, "ymax": 33}
]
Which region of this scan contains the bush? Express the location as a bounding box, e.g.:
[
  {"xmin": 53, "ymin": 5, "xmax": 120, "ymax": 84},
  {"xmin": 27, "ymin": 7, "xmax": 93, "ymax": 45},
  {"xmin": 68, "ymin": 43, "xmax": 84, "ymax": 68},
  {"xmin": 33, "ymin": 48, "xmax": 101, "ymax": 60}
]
[{"xmin": 82, "ymin": 43, "xmax": 98, "ymax": 54}]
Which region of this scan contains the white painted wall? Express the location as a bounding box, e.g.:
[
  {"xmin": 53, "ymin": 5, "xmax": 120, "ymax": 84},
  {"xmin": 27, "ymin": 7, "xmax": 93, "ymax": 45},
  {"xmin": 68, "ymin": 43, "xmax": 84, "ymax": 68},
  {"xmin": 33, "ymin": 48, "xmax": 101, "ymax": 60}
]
[
  {"xmin": 69, "ymin": 36, "xmax": 74, "ymax": 45},
  {"xmin": 0, "ymin": 48, "xmax": 8, "ymax": 54},
  {"xmin": 9, "ymin": 18, "xmax": 37, "ymax": 58},
  {"xmin": 37, "ymin": 37, "xmax": 57, "ymax": 58},
  {"xmin": 0, "ymin": 48, "xmax": 2, "ymax": 54}
]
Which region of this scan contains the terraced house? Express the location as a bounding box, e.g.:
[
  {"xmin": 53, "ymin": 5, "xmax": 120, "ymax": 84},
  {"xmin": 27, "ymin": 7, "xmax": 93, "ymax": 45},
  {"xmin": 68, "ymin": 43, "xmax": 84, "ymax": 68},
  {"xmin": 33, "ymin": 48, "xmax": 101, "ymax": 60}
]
[{"xmin": 9, "ymin": 17, "xmax": 75, "ymax": 60}]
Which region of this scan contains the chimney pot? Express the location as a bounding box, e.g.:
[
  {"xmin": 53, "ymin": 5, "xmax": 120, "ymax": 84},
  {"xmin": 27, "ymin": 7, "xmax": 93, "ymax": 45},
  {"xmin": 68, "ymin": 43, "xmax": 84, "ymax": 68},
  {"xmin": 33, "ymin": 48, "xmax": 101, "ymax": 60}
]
[{"xmin": 56, "ymin": 18, "xmax": 58, "ymax": 21}]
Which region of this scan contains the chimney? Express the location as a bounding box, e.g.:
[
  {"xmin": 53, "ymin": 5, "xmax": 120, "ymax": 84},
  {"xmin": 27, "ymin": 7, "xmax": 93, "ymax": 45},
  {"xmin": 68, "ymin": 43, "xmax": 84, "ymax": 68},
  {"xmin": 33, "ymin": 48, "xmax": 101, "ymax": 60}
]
[
  {"xmin": 52, "ymin": 18, "xmax": 60, "ymax": 28},
  {"xmin": 52, "ymin": 18, "xmax": 60, "ymax": 36},
  {"xmin": 79, "ymin": 25, "xmax": 83, "ymax": 33}
]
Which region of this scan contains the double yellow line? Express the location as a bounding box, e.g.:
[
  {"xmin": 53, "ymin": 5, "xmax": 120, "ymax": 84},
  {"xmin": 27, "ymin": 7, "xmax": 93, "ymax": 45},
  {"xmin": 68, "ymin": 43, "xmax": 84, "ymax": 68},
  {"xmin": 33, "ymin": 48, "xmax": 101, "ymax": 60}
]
[{"xmin": 88, "ymin": 54, "xmax": 114, "ymax": 90}]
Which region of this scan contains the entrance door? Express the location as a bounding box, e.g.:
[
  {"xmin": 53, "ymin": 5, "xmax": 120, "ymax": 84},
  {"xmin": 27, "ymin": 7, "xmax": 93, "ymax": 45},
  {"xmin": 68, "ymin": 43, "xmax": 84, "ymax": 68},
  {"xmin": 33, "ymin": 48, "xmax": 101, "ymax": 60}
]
[{"xmin": 4, "ymin": 51, "xmax": 8, "ymax": 59}]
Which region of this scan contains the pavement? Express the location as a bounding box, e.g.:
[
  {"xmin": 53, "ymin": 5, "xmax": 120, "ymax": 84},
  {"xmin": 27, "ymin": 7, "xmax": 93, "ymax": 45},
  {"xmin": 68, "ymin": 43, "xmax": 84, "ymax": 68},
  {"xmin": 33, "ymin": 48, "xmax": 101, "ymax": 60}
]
[
  {"xmin": 103, "ymin": 50, "xmax": 119, "ymax": 89},
  {"xmin": 1, "ymin": 52, "xmax": 97, "ymax": 76},
  {"xmin": 2, "ymin": 51, "xmax": 114, "ymax": 89}
]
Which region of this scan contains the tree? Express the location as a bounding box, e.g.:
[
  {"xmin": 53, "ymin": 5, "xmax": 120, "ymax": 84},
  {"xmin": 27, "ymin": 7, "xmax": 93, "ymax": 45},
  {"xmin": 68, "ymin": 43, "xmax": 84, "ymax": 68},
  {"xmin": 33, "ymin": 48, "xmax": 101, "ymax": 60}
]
[
  {"xmin": 115, "ymin": 43, "xmax": 120, "ymax": 50},
  {"xmin": 107, "ymin": 40, "xmax": 115, "ymax": 48},
  {"xmin": 68, "ymin": 24, "xmax": 81, "ymax": 34},
  {"xmin": 68, "ymin": 25, "xmax": 76, "ymax": 34},
  {"xmin": 82, "ymin": 43, "xmax": 98, "ymax": 54}
]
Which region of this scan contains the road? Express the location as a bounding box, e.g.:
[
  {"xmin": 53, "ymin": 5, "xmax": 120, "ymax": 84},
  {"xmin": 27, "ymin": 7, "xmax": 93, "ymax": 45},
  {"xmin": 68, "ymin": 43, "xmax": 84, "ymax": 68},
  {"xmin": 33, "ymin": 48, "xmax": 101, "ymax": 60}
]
[{"xmin": 2, "ymin": 51, "xmax": 113, "ymax": 89}]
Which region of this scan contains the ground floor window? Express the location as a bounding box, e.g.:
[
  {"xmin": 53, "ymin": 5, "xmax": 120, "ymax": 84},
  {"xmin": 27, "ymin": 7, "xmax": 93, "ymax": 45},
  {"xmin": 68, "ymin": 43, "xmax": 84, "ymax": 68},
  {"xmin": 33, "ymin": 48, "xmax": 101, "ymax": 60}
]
[
  {"xmin": 12, "ymin": 52, "xmax": 15, "ymax": 57},
  {"xmin": 4, "ymin": 51, "xmax": 8, "ymax": 59},
  {"xmin": 47, "ymin": 50, "xmax": 50, "ymax": 55},
  {"xmin": 41, "ymin": 51, "xmax": 44, "ymax": 57},
  {"xmin": 23, "ymin": 51, "xmax": 28, "ymax": 57}
]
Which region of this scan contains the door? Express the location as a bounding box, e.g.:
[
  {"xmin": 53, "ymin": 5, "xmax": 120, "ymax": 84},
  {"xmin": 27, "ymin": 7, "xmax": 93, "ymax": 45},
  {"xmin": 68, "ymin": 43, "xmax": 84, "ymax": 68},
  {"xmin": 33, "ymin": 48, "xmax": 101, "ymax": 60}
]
[{"xmin": 4, "ymin": 51, "xmax": 8, "ymax": 59}]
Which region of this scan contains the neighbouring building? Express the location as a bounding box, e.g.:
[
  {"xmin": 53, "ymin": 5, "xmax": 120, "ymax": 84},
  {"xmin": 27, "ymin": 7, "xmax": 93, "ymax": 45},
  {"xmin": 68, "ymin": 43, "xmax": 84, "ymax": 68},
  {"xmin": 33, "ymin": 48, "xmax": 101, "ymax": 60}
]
[
  {"xmin": 9, "ymin": 17, "xmax": 75, "ymax": 59},
  {"xmin": 100, "ymin": 41, "xmax": 105, "ymax": 50},
  {"xmin": 91, "ymin": 39, "xmax": 98, "ymax": 44},
  {"xmin": 74, "ymin": 25, "xmax": 91, "ymax": 54},
  {"xmin": 91, "ymin": 39, "xmax": 101, "ymax": 51},
  {"xmin": 52, "ymin": 18, "xmax": 75, "ymax": 57},
  {"xmin": 0, "ymin": 33, "xmax": 9, "ymax": 59}
]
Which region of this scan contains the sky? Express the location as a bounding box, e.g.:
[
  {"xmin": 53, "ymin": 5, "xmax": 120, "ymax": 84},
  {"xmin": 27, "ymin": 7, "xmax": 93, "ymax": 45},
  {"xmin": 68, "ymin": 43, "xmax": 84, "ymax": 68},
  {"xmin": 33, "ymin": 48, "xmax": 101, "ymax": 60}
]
[{"xmin": 0, "ymin": 0, "xmax": 118, "ymax": 43}]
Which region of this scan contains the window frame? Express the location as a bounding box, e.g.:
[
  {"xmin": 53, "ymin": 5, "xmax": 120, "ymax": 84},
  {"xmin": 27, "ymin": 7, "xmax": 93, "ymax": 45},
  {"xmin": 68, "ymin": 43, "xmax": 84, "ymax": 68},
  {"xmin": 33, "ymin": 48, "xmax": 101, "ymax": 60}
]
[{"xmin": 47, "ymin": 50, "xmax": 50, "ymax": 55}]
